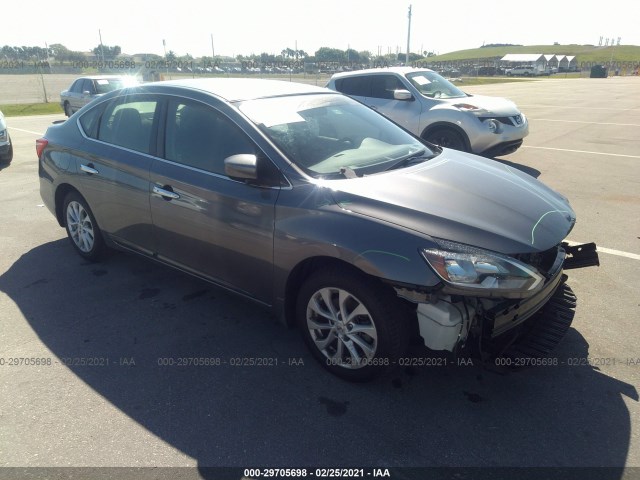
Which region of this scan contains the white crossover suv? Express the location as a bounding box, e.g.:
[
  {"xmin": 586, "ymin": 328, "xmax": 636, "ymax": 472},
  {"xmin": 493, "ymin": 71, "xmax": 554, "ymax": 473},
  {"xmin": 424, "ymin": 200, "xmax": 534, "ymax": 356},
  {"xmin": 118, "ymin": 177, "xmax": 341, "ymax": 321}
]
[{"xmin": 327, "ymin": 67, "xmax": 529, "ymax": 157}]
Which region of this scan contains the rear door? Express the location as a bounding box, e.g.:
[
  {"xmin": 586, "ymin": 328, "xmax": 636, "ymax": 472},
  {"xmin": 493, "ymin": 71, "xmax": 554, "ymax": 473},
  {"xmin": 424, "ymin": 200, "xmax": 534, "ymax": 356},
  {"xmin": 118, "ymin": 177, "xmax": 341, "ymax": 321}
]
[
  {"xmin": 76, "ymin": 94, "xmax": 160, "ymax": 254},
  {"xmin": 149, "ymin": 97, "xmax": 280, "ymax": 303}
]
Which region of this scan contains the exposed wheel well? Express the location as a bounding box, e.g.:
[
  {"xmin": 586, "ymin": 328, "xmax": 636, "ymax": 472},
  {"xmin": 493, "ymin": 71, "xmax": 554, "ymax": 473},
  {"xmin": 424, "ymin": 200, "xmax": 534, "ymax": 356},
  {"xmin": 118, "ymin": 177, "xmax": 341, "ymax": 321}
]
[
  {"xmin": 54, "ymin": 184, "xmax": 81, "ymax": 227},
  {"xmin": 420, "ymin": 122, "xmax": 471, "ymax": 152},
  {"xmin": 283, "ymin": 256, "xmax": 396, "ymax": 327}
]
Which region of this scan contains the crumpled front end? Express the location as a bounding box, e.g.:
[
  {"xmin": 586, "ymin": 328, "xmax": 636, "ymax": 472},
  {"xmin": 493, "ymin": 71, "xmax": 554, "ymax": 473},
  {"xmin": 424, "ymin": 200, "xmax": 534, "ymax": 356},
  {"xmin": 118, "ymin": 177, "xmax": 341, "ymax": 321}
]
[{"xmin": 396, "ymin": 242, "xmax": 599, "ymax": 361}]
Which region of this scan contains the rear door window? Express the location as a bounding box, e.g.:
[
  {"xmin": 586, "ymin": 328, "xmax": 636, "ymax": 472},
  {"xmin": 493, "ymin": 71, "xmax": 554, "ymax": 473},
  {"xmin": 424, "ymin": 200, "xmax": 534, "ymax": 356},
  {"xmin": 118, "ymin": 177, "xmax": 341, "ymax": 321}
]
[
  {"xmin": 334, "ymin": 76, "xmax": 371, "ymax": 97},
  {"xmin": 97, "ymin": 97, "xmax": 159, "ymax": 154}
]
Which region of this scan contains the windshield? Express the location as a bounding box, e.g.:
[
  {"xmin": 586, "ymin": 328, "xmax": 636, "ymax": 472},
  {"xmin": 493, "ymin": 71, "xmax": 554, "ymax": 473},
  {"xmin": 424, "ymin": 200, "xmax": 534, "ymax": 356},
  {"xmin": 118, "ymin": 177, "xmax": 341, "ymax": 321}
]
[
  {"xmin": 406, "ymin": 71, "xmax": 466, "ymax": 99},
  {"xmin": 95, "ymin": 77, "xmax": 135, "ymax": 94},
  {"xmin": 239, "ymin": 94, "xmax": 431, "ymax": 178}
]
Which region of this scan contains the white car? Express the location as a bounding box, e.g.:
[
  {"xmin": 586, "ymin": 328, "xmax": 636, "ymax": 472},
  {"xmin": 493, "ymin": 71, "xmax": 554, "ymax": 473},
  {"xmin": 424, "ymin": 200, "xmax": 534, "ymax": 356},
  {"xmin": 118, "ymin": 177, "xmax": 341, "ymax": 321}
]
[
  {"xmin": 505, "ymin": 65, "xmax": 540, "ymax": 76},
  {"xmin": 327, "ymin": 67, "xmax": 529, "ymax": 157},
  {"xmin": 0, "ymin": 110, "xmax": 13, "ymax": 164}
]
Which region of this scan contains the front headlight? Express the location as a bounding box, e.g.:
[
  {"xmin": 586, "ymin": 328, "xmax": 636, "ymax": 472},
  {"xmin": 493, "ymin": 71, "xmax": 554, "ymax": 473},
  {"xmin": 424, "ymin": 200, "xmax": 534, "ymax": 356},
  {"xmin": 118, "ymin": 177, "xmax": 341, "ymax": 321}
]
[
  {"xmin": 421, "ymin": 239, "xmax": 544, "ymax": 296},
  {"xmin": 483, "ymin": 118, "xmax": 500, "ymax": 134}
]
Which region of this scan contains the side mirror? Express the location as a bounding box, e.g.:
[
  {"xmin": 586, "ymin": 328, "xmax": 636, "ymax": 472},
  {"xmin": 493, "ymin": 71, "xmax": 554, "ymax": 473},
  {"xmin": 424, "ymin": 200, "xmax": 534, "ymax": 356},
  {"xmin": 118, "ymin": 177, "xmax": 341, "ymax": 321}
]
[
  {"xmin": 393, "ymin": 89, "xmax": 414, "ymax": 101},
  {"xmin": 224, "ymin": 154, "xmax": 258, "ymax": 181},
  {"xmin": 82, "ymin": 90, "xmax": 91, "ymax": 96}
]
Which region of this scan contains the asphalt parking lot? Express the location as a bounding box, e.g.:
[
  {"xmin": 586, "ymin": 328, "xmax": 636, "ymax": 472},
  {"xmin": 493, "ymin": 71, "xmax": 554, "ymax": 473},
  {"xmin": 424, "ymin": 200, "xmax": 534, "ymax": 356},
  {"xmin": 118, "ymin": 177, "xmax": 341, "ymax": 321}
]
[{"xmin": 1, "ymin": 77, "xmax": 639, "ymax": 478}]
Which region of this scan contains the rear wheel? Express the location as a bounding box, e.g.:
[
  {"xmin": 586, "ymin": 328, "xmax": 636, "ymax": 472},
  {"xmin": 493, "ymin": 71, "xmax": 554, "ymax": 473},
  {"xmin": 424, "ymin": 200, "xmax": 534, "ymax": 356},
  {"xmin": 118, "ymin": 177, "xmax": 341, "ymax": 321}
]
[
  {"xmin": 424, "ymin": 127, "xmax": 467, "ymax": 152},
  {"xmin": 297, "ymin": 267, "xmax": 410, "ymax": 381},
  {"xmin": 63, "ymin": 191, "xmax": 106, "ymax": 261}
]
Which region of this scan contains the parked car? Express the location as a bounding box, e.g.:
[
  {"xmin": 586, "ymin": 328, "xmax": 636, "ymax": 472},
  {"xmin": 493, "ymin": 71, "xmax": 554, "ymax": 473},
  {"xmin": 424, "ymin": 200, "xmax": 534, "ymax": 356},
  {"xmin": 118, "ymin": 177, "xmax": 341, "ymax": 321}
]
[
  {"xmin": 37, "ymin": 79, "xmax": 598, "ymax": 381},
  {"xmin": 0, "ymin": 110, "xmax": 13, "ymax": 164},
  {"xmin": 327, "ymin": 67, "xmax": 528, "ymax": 157},
  {"xmin": 505, "ymin": 65, "xmax": 540, "ymax": 76},
  {"xmin": 60, "ymin": 75, "xmax": 139, "ymax": 117}
]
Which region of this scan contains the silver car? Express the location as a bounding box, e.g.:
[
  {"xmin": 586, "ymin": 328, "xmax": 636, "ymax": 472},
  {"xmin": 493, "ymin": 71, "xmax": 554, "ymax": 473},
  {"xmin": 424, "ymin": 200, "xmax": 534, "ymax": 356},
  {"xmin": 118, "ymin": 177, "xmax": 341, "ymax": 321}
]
[
  {"xmin": 60, "ymin": 75, "xmax": 138, "ymax": 117},
  {"xmin": 327, "ymin": 67, "xmax": 529, "ymax": 156},
  {"xmin": 0, "ymin": 110, "xmax": 13, "ymax": 164}
]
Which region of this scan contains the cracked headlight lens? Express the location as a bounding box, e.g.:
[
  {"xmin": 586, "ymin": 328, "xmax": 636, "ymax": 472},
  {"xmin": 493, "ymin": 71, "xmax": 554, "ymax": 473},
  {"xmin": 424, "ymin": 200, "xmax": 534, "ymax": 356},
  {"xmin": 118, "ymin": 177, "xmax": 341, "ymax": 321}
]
[{"xmin": 422, "ymin": 239, "xmax": 544, "ymax": 294}]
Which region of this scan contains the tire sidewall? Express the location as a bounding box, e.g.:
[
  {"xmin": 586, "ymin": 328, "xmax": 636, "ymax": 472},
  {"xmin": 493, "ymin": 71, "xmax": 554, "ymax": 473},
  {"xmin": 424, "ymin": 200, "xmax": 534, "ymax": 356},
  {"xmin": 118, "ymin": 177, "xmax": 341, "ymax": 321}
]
[
  {"xmin": 425, "ymin": 128, "xmax": 466, "ymax": 152},
  {"xmin": 62, "ymin": 192, "xmax": 105, "ymax": 261},
  {"xmin": 296, "ymin": 268, "xmax": 408, "ymax": 381}
]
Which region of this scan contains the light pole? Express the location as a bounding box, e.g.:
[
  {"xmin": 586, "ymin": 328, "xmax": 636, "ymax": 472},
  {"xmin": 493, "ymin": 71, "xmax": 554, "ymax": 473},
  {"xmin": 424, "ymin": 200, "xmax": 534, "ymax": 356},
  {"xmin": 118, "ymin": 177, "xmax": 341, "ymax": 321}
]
[{"xmin": 406, "ymin": 5, "xmax": 412, "ymax": 65}]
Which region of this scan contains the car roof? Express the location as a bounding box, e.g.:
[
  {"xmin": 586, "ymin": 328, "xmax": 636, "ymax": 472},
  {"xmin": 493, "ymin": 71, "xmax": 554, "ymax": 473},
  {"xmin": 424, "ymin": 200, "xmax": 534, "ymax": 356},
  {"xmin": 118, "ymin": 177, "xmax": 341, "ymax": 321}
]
[
  {"xmin": 150, "ymin": 78, "xmax": 331, "ymax": 102},
  {"xmin": 78, "ymin": 75, "xmax": 132, "ymax": 80},
  {"xmin": 330, "ymin": 66, "xmax": 435, "ymax": 79}
]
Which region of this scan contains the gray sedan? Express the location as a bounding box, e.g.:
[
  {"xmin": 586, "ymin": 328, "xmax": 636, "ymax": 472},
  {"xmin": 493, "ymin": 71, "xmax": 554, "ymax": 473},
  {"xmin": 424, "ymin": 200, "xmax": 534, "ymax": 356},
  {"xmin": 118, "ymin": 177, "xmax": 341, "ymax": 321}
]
[
  {"xmin": 59, "ymin": 75, "xmax": 138, "ymax": 117},
  {"xmin": 38, "ymin": 79, "xmax": 598, "ymax": 381}
]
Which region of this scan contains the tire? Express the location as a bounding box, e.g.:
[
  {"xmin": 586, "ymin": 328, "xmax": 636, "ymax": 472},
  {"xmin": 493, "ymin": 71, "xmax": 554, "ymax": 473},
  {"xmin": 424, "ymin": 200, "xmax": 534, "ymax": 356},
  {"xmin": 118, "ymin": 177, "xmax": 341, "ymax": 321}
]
[
  {"xmin": 62, "ymin": 191, "xmax": 107, "ymax": 261},
  {"xmin": 296, "ymin": 267, "xmax": 410, "ymax": 381},
  {"xmin": 0, "ymin": 135, "xmax": 12, "ymax": 164},
  {"xmin": 64, "ymin": 102, "xmax": 73, "ymax": 117},
  {"xmin": 424, "ymin": 127, "xmax": 467, "ymax": 152}
]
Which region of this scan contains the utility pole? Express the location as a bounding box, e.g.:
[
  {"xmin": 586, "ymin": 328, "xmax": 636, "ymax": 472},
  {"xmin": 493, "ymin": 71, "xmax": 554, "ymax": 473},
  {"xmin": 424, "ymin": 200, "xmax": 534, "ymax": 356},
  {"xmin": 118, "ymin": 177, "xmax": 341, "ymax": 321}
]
[
  {"xmin": 99, "ymin": 29, "xmax": 105, "ymax": 65},
  {"xmin": 211, "ymin": 34, "xmax": 215, "ymax": 60},
  {"xmin": 406, "ymin": 5, "xmax": 412, "ymax": 65}
]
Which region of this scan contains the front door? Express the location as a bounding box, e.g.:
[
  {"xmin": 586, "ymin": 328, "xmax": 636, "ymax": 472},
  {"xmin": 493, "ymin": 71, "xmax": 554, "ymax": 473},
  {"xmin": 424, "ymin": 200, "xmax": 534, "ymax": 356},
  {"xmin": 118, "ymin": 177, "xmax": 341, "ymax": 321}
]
[{"xmin": 149, "ymin": 98, "xmax": 279, "ymax": 303}]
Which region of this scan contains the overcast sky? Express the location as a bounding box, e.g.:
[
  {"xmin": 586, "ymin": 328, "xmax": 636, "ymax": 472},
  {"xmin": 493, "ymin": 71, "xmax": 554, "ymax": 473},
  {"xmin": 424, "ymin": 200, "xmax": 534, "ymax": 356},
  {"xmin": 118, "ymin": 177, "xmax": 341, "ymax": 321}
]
[{"xmin": 4, "ymin": 0, "xmax": 638, "ymax": 57}]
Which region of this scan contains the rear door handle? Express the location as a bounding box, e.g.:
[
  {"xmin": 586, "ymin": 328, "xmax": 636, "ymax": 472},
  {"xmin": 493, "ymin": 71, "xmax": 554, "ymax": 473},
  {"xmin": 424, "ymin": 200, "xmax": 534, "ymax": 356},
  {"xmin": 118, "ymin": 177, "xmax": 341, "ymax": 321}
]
[
  {"xmin": 80, "ymin": 164, "xmax": 99, "ymax": 175},
  {"xmin": 153, "ymin": 185, "xmax": 180, "ymax": 200}
]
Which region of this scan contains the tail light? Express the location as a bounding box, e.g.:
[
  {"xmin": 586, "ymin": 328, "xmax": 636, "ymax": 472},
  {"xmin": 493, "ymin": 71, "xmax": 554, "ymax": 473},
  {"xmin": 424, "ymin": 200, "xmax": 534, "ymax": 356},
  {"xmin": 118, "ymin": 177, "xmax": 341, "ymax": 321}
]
[{"xmin": 36, "ymin": 138, "xmax": 48, "ymax": 158}]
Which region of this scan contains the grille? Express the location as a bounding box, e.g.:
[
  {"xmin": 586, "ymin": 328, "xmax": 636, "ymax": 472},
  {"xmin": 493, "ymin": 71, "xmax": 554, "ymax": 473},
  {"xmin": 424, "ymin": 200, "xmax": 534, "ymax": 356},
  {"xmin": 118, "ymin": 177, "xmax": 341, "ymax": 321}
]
[{"xmin": 489, "ymin": 115, "xmax": 523, "ymax": 127}]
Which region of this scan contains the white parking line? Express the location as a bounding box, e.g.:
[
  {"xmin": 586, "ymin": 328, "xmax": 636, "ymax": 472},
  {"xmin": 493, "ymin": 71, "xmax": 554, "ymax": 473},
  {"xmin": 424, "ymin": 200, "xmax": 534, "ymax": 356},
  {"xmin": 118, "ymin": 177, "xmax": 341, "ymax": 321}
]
[
  {"xmin": 520, "ymin": 104, "xmax": 638, "ymax": 111},
  {"xmin": 8, "ymin": 127, "xmax": 45, "ymax": 136},
  {"xmin": 566, "ymin": 241, "xmax": 640, "ymax": 261},
  {"xmin": 522, "ymin": 145, "xmax": 640, "ymax": 159},
  {"xmin": 530, "ymin": 118, "xmax": 640, "ymax": 127}
]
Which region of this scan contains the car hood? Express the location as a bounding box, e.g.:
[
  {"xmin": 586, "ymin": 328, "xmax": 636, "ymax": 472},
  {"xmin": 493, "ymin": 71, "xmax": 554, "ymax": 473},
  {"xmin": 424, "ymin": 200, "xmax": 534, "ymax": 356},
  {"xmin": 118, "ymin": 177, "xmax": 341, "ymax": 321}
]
[
  {"xmin": 324, "ymin": 150, "xmax": 575, "ymax": 254},
  {"xmin": 441, "ymin": 94, "xmax": 522, "ymax": 116}
]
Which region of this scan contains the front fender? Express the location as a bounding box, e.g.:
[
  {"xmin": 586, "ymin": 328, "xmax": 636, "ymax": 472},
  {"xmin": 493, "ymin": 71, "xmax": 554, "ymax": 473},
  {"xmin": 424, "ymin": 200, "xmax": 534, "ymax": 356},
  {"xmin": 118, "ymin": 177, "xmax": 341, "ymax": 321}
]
[{"xmin": 272, "ymin": 184, "xmax": 441, "ymax": 309}]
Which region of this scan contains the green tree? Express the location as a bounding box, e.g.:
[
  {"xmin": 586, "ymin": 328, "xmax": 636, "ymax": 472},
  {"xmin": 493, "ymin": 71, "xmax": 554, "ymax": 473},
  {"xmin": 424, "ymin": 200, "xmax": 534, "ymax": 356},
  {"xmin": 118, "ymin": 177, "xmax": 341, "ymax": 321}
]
[
  {"xmin": 92, "ymin": 45, "xmax": 121, "ymax": 59},
  {"xmin": 315, "ymin": 47, "xmax": 345, "ymax": 62}
]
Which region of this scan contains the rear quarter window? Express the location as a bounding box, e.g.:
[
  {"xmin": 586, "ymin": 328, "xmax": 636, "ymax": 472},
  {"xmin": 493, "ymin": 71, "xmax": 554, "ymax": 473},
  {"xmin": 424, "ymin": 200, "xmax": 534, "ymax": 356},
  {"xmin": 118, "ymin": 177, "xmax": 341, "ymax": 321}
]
[{"xmin": 79, "ymin": 104, "xmax": 106, "ymax": 139}]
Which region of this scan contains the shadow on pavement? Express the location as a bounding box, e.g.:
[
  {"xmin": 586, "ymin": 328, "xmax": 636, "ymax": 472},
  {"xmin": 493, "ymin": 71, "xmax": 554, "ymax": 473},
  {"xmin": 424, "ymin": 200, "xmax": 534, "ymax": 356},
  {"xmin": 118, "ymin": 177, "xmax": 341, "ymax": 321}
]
[{"xmin": 0, "ymin": 240, "xmax": 636, "ymax": 477}]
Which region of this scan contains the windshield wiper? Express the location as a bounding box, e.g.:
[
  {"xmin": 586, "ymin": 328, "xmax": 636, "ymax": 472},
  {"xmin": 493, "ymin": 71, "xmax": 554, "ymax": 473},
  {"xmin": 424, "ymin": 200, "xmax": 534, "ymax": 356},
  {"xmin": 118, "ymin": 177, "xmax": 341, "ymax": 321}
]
[
  {"xmin": 384, "ymin": 149, "xmax": 437, "ymax": 171},
  {"xmin": 339, "ymin": 166, "xmax": 360, "ymax": 178},
  {"xmin": 317, "ymin": 166, "xmax": 361, "ymax": 180}
]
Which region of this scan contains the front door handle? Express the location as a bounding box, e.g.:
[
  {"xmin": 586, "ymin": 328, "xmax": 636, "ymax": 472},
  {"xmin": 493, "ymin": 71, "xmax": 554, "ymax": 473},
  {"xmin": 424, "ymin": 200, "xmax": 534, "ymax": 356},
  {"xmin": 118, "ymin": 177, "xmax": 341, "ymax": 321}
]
[
  {"xmin": 153, "ymin": 185, "xmax": 180, "ymax": 200},
  {"xmin": 80, "ymin": 164, "xmax": 99, "ymax": 175}
]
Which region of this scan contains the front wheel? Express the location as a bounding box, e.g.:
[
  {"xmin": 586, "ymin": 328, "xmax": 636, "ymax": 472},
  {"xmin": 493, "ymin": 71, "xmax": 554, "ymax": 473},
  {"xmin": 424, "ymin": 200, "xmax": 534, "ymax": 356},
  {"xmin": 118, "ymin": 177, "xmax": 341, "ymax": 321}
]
[
  {"xmin": 423, "ymin": 127, "xmax": 468, "ymax": 152},
  {"xmin": 296, "ymin": 267, "xmax": 410, "ymax": 381},
  {"xmin": 63, "ymin": 191, "xmax": 107, "ymax": 261},
  {"xmin": 64, "ymin": 102, "xmax": 73, "ymax": 117}
]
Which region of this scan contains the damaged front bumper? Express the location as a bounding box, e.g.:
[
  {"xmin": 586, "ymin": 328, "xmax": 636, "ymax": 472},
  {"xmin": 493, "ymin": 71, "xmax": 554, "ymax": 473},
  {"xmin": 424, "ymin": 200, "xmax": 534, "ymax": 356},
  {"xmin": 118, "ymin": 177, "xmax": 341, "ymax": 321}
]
[{"xmin": 397, "ymin": 242, "xmax": 600, "ymax": 358}]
